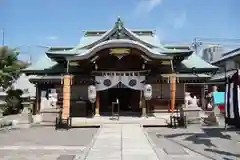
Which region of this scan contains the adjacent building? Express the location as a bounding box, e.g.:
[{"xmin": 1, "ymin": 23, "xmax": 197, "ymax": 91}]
[{"xmin": 209, "ymin": 48, "xmax": 240, "ymax": 91}]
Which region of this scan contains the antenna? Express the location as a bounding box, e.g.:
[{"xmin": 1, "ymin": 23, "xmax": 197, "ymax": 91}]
[{"xmin": 191, "ymin": 38, "xmax": 203, "ymax": 54}]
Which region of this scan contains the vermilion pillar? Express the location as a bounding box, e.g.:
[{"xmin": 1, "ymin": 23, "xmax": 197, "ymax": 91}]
[
  {"xmin": 170, "ymin": 74, "xmax": 176, "ymax": 112},
  {"xmin": 95, "ymin": 92, "xmax": 100, "ymax": 116},
  {"xmin": 62, "ymin": 75, "xmax": 71, "ymax": 119}
]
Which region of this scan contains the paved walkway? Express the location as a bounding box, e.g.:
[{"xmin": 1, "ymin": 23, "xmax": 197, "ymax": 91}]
[{"xmin": 85, "ymin": 124, "xmax": 159, "ymax": 160}]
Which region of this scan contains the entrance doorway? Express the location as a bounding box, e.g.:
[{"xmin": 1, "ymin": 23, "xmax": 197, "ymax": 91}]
[{"xmin": 99, "ymin": 88, "xmax": 141, "ymax": 116}]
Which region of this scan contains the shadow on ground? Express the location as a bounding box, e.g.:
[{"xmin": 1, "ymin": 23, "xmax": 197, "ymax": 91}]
[
  {"xmin": 146, "ymin": 125, "xmax": 240, "ymax": 160},
  {"xmin": 204, "ymin": 148, "xmax": 240, "ymax": 159},
  {"xmin": 163, "ymin": 127, "xmax": 237, "ymax": 147}
]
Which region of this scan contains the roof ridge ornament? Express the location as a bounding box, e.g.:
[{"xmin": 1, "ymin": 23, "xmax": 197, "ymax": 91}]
[{"xmin": 115, "ymin": 16, "xmax": 124, "ymax": 39}]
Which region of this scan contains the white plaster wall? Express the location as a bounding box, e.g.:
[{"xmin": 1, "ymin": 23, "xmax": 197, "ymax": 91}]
[{"xmin": 12, "ymin": 74, "xmax": 36, "ymax": 97}]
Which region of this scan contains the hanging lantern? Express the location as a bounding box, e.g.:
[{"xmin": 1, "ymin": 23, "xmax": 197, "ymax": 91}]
[
  {"xmin": 144, "ymin": 84, "xmax": 152, "ymax": 100},
  {"xmin": 88, "ymin": 85, "xmax": 96, "ymax": 103}
]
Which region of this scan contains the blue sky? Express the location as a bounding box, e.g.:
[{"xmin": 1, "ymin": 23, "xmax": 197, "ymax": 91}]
[{"xmin": 1, "ymin": 0, "xmax": 240, "ymax": 61}]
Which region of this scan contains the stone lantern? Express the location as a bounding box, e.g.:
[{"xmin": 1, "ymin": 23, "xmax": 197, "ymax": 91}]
[
  {"xmin": 21, "ymin": 92, "xmax": 33, "ymax": 123},
  {"xmin": 0, "ymin": 87, "xmax": 7, "ymax": 118},
  {"xmin": 0, "ymin": 100, "xmax": 6, "ymax": 118}
]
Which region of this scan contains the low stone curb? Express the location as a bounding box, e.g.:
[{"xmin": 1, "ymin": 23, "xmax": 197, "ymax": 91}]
[
  {"xmin": 0, "ymin": 119, "xmax": 13, "ymax": 132},
  {"xmin": 0, "ymin": 119, "xmax": 34, "ymax": 132}
]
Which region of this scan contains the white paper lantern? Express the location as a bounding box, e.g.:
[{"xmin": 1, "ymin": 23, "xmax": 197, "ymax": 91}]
[
  {"xmin": 144, "ymin": 84, "xmax": 152, "ymax": 100},
  {"xmin": 88, "ymin": 85, "xmax": 96, "ymax": 103}
]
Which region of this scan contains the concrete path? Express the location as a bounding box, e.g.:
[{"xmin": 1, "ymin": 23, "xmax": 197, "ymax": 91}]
[{"xmin": 85, "ymin": 124, "xmax": 159, "ymax": 160}]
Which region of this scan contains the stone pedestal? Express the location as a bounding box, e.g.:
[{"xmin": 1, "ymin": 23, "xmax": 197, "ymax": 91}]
[
  {"xmin": 21, "ymin": 102, "xmax": 33, "ymax": 123},
  {"xmin": 203, "ymin": 112, "xmax": 220, "ymax": 126},
  {"xmin": 33, "ymin": 114, "xmax": 42, "ymax": 124},
  {"xmin": 183, "ymin": 105, "xmax": 202, "ymax": 124}
]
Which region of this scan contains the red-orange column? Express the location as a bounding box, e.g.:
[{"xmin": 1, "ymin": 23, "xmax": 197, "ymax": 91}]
[
  {"xmin": 95, "ymin": 92, "xmax": 100, "ymax": 116},
  {"xmin": 170, "ymin": 74, "xmax": 176, "ymax": 112},
  {"xmin": 62, "ymin": 75, "xmax": 71, "ymax": 119}
]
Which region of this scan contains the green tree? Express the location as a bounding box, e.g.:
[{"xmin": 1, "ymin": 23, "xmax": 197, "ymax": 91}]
[
  {"xmin": 0, "ymin": 46, "xmax": 28, "ymax": 115},
  {"xmin": 4, "ymin": 89, "xmax": 23, "ymax": 115},
  {"xmin": 0, "ymin": 46, "xmax": 28, "ymax": 89}
]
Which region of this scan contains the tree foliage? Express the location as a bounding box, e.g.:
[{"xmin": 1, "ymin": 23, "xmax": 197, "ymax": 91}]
[
  {"xmin": 3, "ymin": 89, "xmax": 23, "ymax": 115},
  {"xmin": 0, "ymin": 46, "xmax": 28, "ymax": 89}
]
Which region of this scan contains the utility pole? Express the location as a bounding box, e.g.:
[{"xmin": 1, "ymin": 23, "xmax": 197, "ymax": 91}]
[
  {"xmin": 191, "ymin": 38, "xmax": 203, "ymax": 54},
  {"xmin": 1, "ymin": 28, "xmax": 4, "ymax": 46}
]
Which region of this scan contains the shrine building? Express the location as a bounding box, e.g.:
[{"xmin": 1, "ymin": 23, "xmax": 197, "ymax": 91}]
[{"xmin": 23, "ymin": 18, "xmax": 218, "ymax": 120}]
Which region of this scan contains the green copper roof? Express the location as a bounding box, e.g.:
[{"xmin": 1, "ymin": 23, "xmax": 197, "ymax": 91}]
[
  {"xmin": 180, "ymin": 53, "xmax": 218, "ymax": 71},
  {"xmin": 66, "ymin": 39, "xmax": 173, "ymax": 61},
  {"xmin": 48, "ymin": 47, "xmax": 74, "ymax": 52},
  {"xmin": 46, "ymin": 17, "xmax": 191, "ymax": 58},
  {"xmin": 25, "ymin": 18, "xmax": 217, "ymax": 73},
  {"xmin": 22, "ymin": 54, "xmax": 57, "ymax": 72}
]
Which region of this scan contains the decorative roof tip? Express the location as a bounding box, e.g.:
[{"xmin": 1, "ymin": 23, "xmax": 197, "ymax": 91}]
[{"xmin": 115, "ymin": 16, "xmax": 124, "ymax": 27}]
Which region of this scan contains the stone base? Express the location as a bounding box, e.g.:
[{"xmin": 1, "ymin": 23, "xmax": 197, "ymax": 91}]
[
  {"xmin": 11, "ymin": 120, "xmax": 19, "ymax": 127},
  {"xmin": 141, "ymin": 108, "xmax": 147, "ymax": 117},
  {"xmin": 94, "ymin": 112, "xmax": 100, "ymax": 117},
  {"xmin": 32, "ymin": 114, "xmax": 42, "ymax": 124},
  {"xmin": 203, "ymin": 112, "xmax": 220, "ymax": 126}
]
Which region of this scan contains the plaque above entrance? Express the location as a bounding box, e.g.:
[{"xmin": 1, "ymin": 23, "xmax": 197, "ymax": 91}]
[{"xmin": 109, "ymin": 48, "xmax": 130, "ymax": 59}]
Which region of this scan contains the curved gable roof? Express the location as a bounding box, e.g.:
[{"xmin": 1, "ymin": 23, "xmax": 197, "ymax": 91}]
[
  {"xmin": 46, "ymin": 18, "xmax": 192, "ymax": 59},
  {"xmin": 72, "ymin": 17, "xmax": 167, "ymax": 50},
  {"xmin": 67, "ymin": 39, "xmax": 172, "ymax": 61}
]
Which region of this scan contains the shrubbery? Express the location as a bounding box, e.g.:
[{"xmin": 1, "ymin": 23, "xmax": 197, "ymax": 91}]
[{"xmin": 2, "ymin": 89, "xmax": 23, "ymax": 115}]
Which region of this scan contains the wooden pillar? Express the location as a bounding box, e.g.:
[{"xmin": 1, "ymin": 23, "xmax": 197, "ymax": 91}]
[
  {"xmin": 170, "ymin": 74, "xmax": 176, "ymax": 112},
  {"xmin": 201, "ymin": 85, "xmax": 206, "ymax": 110},
  {"xmin": 62, "ymin": 75, "xmax": 71, "ymax": 119},
  {"xmin": 35, "ymin": 84, "xmax": 41, "ymax": 115},
  {"xmin": 95, "ymin": 92, "xmax": 100, "ymax": 117},
  {"xmin": 141, "ymin": 91, "xmax": 146, "ymax": 117},
  {"xmin": 142, "ymin": 99, "xmax": 146, "ymax": 117}
]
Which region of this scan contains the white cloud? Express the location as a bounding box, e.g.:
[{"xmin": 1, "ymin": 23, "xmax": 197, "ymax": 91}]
[
  {"xmin": 172, "ymin": 12, "xmax": 187, "ymax": 29},
  {"xmin": 133, "ymin": 0, "xmax": 163, "ymax": 16},
  {"xmin": 164, "ymin": 11, "xmax": 187, "ymax": 29},
  {"xmin": 46, "ymin": 36, "xmax": 58, "ymax": 40}
]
